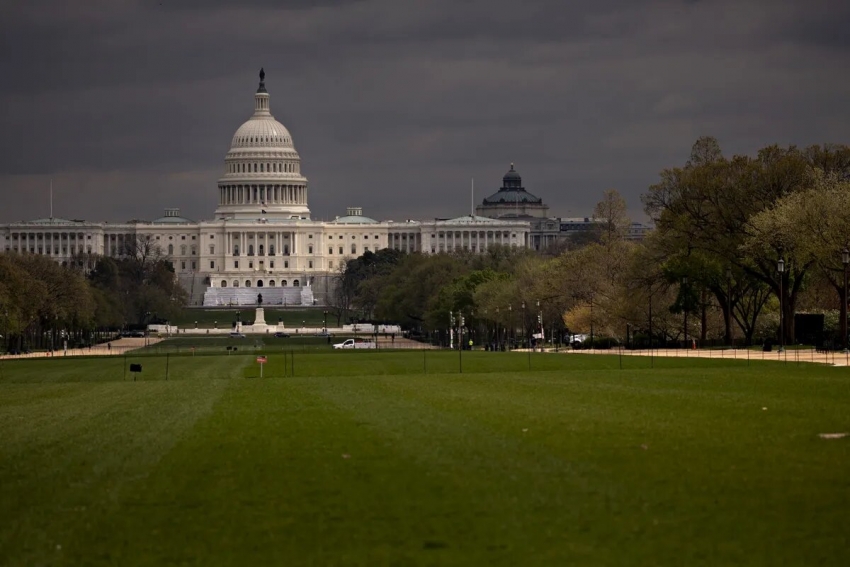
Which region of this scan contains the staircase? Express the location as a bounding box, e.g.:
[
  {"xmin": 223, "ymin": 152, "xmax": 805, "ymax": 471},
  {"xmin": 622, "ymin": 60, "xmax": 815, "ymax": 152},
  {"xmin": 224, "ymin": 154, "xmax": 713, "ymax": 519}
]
[{"xmin": 203, "ymin": 286, "xmax": 313, "ymax": 306}]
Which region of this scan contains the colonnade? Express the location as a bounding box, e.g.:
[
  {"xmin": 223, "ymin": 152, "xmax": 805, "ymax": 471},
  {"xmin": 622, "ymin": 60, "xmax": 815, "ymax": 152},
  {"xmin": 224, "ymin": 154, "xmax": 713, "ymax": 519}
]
[
  {"xmin": 436, "ymin": 230, "xmax": 516, "ymax": 252},
  {"xmin": 226, "ymin": 231, "xmax": 298, "ymax": 257},
  {"xmin": 218, "ymin": 184, "xmax": 306, "ymax": 206},
  {"xmin": 6, "ymin": 231, "xmax": 95, "ymax": 256}
]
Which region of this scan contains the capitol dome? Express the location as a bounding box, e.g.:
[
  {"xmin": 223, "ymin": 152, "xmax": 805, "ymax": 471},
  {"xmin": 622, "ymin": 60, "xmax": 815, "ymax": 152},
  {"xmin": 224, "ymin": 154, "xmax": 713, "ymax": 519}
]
[{"xmin": 215, "ymin": 69, "xmax": 310, "ymax": 220}]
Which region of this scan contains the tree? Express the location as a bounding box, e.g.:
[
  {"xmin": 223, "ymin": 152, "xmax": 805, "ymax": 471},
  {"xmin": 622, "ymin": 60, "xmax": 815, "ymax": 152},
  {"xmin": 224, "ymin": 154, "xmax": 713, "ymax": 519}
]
[
  {"xmin": 642, "ymin": 140, "xmax": 850, "ymax": 344},
  {"xmin": 593, "ymin": 189, "xmax": 631, "ymax": 243}
]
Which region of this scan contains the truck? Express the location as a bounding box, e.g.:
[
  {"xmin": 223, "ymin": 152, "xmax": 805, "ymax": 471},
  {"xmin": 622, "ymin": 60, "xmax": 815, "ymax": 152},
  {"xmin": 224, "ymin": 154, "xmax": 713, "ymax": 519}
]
[{"xmin": 333, "ymin": 338, "xmax": 377, "ymax": 350}]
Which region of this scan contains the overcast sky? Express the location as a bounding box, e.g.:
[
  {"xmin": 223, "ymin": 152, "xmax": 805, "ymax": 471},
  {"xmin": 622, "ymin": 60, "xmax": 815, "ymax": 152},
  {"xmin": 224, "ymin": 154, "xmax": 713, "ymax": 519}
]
[{"xmin": 1, "ymin": 0, "xmax": 848, "ymax": 224}]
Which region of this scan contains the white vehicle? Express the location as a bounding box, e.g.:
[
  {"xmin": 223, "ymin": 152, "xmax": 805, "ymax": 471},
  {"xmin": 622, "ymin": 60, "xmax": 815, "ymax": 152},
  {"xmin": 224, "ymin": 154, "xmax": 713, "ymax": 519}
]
[{"xmin": 333, "ymin": 338, "xmax": 377, "ymax": 350}]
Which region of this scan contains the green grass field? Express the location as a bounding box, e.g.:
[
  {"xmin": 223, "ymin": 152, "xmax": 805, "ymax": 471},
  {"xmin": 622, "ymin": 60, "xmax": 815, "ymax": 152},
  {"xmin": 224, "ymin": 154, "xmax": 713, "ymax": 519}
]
[{"xmin": 1, "ymin": 352, "xmax": 849, "ymax": 565}]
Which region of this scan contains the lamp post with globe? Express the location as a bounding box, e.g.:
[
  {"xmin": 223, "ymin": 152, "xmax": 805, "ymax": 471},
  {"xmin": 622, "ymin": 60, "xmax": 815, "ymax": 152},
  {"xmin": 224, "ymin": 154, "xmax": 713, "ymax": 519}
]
[
  {"xmin": 777, "ymin": 258, "xmax": 785, "ymax": 353},
  {"xmin": 842, "ymin": 248, "xmax": 849, "ymax": 352}
]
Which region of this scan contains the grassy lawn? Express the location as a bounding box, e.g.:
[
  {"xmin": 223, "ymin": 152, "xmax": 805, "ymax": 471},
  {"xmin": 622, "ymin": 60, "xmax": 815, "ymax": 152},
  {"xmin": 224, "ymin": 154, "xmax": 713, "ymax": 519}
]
[{"xmin": 1, "ymin": 353, "xmax": 849, "ymax": 565}]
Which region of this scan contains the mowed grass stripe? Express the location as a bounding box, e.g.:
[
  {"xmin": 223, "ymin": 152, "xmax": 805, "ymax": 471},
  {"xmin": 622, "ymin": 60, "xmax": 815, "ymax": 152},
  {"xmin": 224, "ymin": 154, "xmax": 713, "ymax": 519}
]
[
  {"xmin": 0, "ymin": 356, "xmax": 250, "ymax": 567},
  {"xmin": 302, "ymin": 369, "xmax": 850, "ymax": 565}
]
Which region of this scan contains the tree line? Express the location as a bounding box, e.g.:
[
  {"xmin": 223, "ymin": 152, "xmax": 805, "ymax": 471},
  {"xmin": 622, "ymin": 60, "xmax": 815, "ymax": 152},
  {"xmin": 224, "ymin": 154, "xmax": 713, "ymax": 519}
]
[
  {"xmin": 0, "ymin": 239, "xmax": 186, "ymax": 352},
  {"xmin": 331, "ymin": 138, "xmax": 850, "ymax": 348}
]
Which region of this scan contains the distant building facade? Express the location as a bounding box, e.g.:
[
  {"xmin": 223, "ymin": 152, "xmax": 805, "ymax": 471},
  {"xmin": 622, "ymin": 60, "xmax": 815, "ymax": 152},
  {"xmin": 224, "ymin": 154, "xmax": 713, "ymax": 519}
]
[
  {"xmin": 475, "ymin": 164, "xmax": 651, "ymax": 250},
  {"xmin": 0, "ymin": 71, "xmax": 651, "ymax": 303},
  {"xmin": 0, "ymin": 71, "xmax": 530, "ymax": 305}
]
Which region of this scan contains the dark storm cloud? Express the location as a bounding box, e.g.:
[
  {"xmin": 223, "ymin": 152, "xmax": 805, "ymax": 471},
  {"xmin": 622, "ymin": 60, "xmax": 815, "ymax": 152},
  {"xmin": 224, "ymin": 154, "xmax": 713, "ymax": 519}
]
[{"xmin": 1, "ymin": 0, "xmax": 849, "ymax": 223}]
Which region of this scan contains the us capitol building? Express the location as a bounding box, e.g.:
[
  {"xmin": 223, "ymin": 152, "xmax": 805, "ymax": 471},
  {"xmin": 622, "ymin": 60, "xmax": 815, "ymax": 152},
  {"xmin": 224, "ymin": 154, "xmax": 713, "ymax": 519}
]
[{"xmin": 0, "ymin": 70, "xmax": 545, "ymax": 306}]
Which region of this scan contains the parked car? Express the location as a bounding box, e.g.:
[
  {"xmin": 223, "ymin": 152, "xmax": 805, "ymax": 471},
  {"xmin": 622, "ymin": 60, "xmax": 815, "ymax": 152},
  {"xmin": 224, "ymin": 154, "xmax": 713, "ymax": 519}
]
[
  {"xmin": 274, "ymin": 331, "xmax": 290, "ymax": 338},
  {"xmin": 333, "ymin": 338, "xmax": 376, "ymax": 349},
  {"xmin": 229, "ymin": 332, "xmax": 247, "ymax": 338}
]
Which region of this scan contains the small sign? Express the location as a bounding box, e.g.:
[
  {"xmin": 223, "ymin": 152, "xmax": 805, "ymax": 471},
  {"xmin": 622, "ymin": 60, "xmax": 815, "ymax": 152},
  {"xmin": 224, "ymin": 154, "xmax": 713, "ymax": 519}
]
[{"xmin": 256, "ymin": 356, "xmax": 267, "ymax": 378}]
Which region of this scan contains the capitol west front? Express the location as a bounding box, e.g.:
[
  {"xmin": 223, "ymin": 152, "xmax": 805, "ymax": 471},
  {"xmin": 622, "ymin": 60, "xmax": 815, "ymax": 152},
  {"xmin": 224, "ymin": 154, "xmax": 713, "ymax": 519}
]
[{"xmin": 0, "ymin": 71, "xmax": 532, "ymax": 306}]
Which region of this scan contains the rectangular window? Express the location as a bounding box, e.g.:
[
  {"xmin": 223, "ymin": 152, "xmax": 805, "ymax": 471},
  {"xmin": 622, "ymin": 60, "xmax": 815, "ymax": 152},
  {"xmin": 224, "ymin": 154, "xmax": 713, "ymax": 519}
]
[
  {"xmin": 284, "ymin": 261, "xmax": 289, "ymax": 268},
  {"xmin": 182, "ymin": 236, "xmax": 186, "ymax": 240},
  {"xmin": 329, "ymin": 247, "xmax": 333, "ymax": 254},
  {"xmin": 329, "ymin": 261, "xmax": 333, "ymax": 269},
  {"xmin": 351, "ymin": 244, "xmax": 356, "ymax": 254},
  {"xmin": 235, "ymin": 260, "xmax": 239, "ymax": 269},
  {"xmin": 181, "ymin": 261, "xmax": 186, "ymax": 269},
  {"xmin": 338, "ymin": 246, "xmax": 343, "ymax": 254},
  {"xmin": 270, "ymin": 261, "xmax": 274, "ymax": 268},
  {"xmin": 192, "ymin": 262, "xmax": 196, "ymax": 270},
  {"xmin": 308, "ymin": 245, "xmax": 313, "ymax": 254},
  {"xmin": 210, "ymin": 261, "xmax": 215, "ymax": 269},
  {"xmin": 308, "ymin": 261, "xmax": 313, "ymax": 268},
  {"xmin": 249, "ymin": 261, "xmax": 253, "ymax": 269}
]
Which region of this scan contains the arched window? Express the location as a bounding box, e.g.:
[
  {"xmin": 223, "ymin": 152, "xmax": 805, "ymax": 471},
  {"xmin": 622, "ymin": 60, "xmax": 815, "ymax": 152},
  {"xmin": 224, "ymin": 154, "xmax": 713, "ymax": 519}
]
[
  {"xmin": 257, "ymin": 280, "xmax": 264, "ymax": 287},
  {"xmin": 180, "ymin": 245, "xmax": 187, "ymax": 255},
  {"xmin": 259, "ymin": 245, "xmax": 264, "ymax": 256},
  {"xmin": 191, "ymin": 246, "xmax": 196, "ymax": 256},
  {"xmin": 282, "ymin": 280, "xmax": 288, "ymax": 287},
  {"xmin": 168, "ymin": 244, "xmax": 174, "ymax": 255},
  {"xmin": 293, "ymin": 279, "xmax": 300, "ymax": 287},
  {"xmin": 269, "ymin": 244, "xmax": 275, "ymax": 255},
  {"xmin": 245, "ymin": 280, "xmax": 252, "ymax": 287},
  {"xmin": 351, "ymin": 244, "xmax": 356, "ymax": 254},
  {"xmin": 221, "ymin": 280, "xmax": 227, "ymax": 288},
  {"xmin": 260, "ymin": 163, "xmax": 264, "ymax": 172},
  {"xmin": 210, "ymin": 245, "xmax": 215, "ymax": 254},
  {"xmin": 254, "ymin": 163, "xmax": 258, "ymax": 172},
  {"xmin": 233, "ymin": 280, "xmax": 239, "ymax": 287},
  {"xmin": 268, "ymin": 280, "xmax": 276, "ymax": 287},
  {"xmin": 248, "ymin": 245, "xmax": 254, "ymax": 256}
]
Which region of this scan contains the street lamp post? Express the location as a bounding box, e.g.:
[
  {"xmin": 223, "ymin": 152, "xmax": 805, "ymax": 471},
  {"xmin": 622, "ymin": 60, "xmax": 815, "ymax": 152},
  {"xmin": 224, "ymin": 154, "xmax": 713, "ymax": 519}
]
[
  {"xmin": 777, "ymin": 258, "xmax": 785, "ymax": 352},
  {"xmin": 508, "ymin": 304, "xmax": 513, "ymax": 351},
  {"xmin": 536, "ymin": 299, "xmax": 542, "ymax": 351},
  {"xmin": 726, "ymin": 267, "xmax": 733, "ymax": 347},
  {"xmin": 648, "ymin": 288, "xmax": 653, "ymax": 352},
  {"xmin": 589, "ymin": 295, "xmax": 594, "ymax": 350},
  {"xmin": 521, "ymin": 301, "xmax": 526, "ymax": 349},
  {"xmin": 682, "ymin": 277, "xmax": 689, "ymax": 349},
  {"xmin": 495, "ymin": 307, "xmax": 502, "ymax": 350},
  {"xmin": 842, "ymin": 248, "xmax": 849, "ymax": 352},
  {"xmin": 323, "ymin": 310, "xmax": 328, "ymax": 334}
]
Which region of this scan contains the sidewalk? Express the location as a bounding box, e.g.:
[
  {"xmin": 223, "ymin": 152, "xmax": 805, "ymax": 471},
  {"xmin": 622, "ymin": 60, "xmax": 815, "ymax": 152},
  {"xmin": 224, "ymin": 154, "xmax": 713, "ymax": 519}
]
[
  {"xmin": 0, "ymin": 338, "xmax": 163, "ymax": 361},
  {"xmin": 556, "ymin": 347, "xmax": 850, "ymax": 367}
]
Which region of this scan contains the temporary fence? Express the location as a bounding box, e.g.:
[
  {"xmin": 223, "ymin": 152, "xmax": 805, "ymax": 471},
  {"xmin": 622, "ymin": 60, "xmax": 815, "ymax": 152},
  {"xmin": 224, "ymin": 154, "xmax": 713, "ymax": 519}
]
[{"xmin": 2, "ymin": 344, "xmax": 847, "ymax": 385}]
